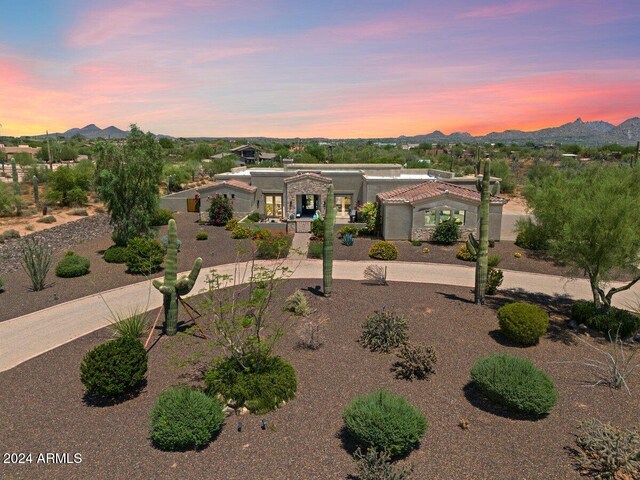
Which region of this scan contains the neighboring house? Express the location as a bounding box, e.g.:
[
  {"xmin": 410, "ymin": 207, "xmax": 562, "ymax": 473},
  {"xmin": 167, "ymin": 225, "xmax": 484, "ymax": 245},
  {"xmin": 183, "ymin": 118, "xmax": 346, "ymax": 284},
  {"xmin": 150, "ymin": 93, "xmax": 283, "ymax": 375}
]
[
  {"xmin": 160, "ymin": 163, "xmax": 506, "ymax": 239},
  {"xmin": 3, "ymin": 145, "xmax": 40, "ymax": 157},
  {"xmin": 229, "ymin": 145, "xmax": 277, "ymax": 164}
]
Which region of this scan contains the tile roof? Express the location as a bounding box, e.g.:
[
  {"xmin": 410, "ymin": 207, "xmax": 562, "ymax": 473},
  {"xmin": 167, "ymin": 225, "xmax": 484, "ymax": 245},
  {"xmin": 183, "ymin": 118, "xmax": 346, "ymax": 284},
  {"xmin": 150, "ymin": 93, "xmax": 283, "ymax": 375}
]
[
  {"xmin": 377, "ymin": 180, "xmax": 507, "ymax": 204},
  {"xmin": 207, "ymin": 179, "xmax": 257, "ymax": 193}
]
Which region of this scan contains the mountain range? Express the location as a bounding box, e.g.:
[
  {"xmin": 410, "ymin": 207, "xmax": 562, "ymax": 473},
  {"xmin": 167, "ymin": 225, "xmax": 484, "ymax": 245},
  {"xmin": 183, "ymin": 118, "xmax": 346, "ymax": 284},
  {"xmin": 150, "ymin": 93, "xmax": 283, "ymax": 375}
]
[{"xmin": 36, "ymin": 117, "xmax": 640, "ymax": 145}]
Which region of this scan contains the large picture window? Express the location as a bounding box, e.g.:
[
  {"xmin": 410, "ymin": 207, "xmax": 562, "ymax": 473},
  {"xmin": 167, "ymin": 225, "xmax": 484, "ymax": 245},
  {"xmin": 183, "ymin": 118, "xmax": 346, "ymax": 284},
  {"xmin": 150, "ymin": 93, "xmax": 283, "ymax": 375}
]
[
  {"xmin": 424, "ymin": 208, "xmax": 465, "ymax": 226},
  {"xmin": 265, "ymin": 194, "xmax": 282, "ymax": 218}
]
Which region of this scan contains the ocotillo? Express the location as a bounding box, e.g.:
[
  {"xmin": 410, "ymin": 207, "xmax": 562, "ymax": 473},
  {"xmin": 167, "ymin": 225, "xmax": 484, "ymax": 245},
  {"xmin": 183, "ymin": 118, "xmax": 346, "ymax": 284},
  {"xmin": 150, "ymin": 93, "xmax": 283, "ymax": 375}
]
[{"xmin": 152, "ymin": 219, "xmax": 202, "ymax": 335}]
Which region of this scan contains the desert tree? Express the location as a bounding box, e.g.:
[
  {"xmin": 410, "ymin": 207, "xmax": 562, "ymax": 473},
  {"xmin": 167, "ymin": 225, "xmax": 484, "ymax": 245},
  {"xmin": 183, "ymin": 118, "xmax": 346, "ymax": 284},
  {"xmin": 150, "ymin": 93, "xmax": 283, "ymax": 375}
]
[
  {"xmin": 95, "ymin": 124, "xmax": 164, "ymax": 246},
  {"xmin": 524, "ymin": 165, "xmax": 640, "ymax": 310}
]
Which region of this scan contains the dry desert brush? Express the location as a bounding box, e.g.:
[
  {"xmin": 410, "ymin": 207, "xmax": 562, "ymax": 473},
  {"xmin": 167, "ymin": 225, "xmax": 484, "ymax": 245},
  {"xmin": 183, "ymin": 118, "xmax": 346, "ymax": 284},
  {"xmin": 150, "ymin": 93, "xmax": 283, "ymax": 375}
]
[
  {"xmin": 392, "ymin": 343, "xmax": 438, "ymax": 381},
  {"xmin": 363, "ymin": 264, "xmax": 388, "ymax": 285},
  {"xmin": 570, "ymin": 418, "xmax": 640, "ymax": 480},
  {"xmin": 360, "ymin": 308, "xmax": 408, "ymax": 353},
  {"xmin": 352, "ymin": 447, "xmax": 414, "ymax": 480}
]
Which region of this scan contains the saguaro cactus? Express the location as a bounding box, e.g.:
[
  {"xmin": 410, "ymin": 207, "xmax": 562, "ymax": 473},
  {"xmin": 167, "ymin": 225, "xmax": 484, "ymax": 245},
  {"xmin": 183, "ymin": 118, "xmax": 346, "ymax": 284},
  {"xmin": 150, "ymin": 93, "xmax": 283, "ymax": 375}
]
[
  {"xmin": 32, "ymin": 175, "xmax": 39, "ymax": 207},
  {"xmin": 11, "ymin": 159, "xmax": 21, "ymax": 215},
  {"xmin": 152, "ymin": 219, "xmax": 202, "ymax": 336},
  {"xmin": 474, "ymin": 160, "xmax": 491, "ymax": 304},
  {"xmin": 323, "ymin": 185, "xmax": 336, "ymax": 297}
]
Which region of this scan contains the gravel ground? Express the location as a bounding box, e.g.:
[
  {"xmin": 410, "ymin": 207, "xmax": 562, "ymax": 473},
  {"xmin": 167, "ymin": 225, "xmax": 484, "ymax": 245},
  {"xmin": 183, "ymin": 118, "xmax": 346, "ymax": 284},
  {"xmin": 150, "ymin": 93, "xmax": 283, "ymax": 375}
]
[
  {"xmin": 1, "ymin": 280, "xmax": 638, "ymax": 480},
  {"xmin": 0, "ymin": 212, "xmax": 253, "ymax": 322}
]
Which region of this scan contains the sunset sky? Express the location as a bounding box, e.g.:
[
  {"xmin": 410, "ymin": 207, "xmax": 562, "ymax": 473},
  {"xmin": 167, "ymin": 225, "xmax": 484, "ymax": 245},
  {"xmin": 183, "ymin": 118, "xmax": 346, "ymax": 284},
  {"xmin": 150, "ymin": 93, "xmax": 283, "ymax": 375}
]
[{"xmin": 1, "ymin": 0, "xmax": 639, "ymax": 138}]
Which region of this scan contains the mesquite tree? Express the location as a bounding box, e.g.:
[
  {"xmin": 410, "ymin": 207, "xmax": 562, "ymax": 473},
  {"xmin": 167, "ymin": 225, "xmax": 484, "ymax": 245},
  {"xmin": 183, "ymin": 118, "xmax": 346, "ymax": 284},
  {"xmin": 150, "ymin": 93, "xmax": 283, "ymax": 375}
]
[
  {"xmin": 524, "ymin": 165, "xmax": 640, "ymax": 310},
  {"xmin": 95, "ymin": 125, "xmax": 164, "ymax": 246},
  {"xmin": 323, "ymin": 185, "xmax": 336, "ymax": 297}
]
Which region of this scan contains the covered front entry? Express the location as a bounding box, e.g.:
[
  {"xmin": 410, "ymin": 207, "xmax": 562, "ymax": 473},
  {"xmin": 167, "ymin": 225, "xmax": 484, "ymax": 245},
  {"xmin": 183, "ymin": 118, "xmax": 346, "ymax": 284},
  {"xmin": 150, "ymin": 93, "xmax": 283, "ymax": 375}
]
[
  {"xmin": 297, "ymin": 194, "xmax": 319, "ymax": 217},
  {"xmin": 283, "ymin": 172, "xmax": 333, "ymax": 220}
]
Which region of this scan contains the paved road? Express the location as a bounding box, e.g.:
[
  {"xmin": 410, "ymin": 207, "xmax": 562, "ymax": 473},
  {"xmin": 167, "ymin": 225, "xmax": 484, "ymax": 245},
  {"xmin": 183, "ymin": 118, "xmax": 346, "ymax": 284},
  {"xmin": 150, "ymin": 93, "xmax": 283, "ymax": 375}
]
[{"xmin": 1, "ymin": 259, "xmax": 638, "ymax": 372}]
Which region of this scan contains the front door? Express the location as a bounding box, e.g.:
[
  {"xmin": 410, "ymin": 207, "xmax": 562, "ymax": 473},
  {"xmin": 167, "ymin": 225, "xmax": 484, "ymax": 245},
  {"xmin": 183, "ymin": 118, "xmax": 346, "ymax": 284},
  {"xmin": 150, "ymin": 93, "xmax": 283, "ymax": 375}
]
[
  {"xmin": 335, "ymin": 195, "xmax": 352, "ymax": 218},
  {"xmin": 300, "ymin": 194, "xmax": 317, "ymax": 216}
]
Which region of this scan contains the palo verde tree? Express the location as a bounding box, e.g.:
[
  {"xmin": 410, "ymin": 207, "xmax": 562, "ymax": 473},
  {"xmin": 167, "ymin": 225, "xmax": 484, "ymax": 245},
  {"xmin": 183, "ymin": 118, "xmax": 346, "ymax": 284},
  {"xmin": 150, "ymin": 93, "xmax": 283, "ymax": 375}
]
[
  {"xmin": 95, "ymin": 124, "xmax": 164, "ymax": 246},
  {"xmin": 524, "ymin": 165, "xmax": 640, "ymax": 310}
]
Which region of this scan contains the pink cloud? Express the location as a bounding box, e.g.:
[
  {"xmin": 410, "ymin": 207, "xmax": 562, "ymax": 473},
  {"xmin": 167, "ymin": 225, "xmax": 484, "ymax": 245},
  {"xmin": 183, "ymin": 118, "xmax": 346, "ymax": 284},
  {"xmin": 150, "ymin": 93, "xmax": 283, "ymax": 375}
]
[{"xmin": 459, "ymin": 1, "xmax": 553, "ymax": 19}]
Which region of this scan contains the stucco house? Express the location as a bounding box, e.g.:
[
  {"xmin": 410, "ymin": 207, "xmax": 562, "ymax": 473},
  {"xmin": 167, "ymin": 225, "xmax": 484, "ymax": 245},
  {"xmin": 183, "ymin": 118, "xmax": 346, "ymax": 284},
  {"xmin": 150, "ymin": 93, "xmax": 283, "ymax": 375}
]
[{"xmin": 161, "ymin": 163, "xmax": 507, "ymax": 241}]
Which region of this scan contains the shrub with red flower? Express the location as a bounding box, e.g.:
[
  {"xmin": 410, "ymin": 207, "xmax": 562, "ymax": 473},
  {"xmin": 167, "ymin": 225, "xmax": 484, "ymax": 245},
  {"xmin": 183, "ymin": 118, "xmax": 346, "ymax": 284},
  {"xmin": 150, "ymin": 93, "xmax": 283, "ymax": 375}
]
[{"xmin": 208, "ymin": 195, "xmax": 233, "ymax": 226}]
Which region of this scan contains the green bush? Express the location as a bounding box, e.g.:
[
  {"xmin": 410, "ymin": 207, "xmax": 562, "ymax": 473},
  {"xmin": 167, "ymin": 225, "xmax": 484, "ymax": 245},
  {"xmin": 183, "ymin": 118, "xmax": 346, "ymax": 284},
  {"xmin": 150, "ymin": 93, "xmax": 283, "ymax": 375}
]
[
  {"xmin": 470, "ymin": 353, "xmax": 557, "ymax": 415},
  {"xmin": 204, "ymin": 355, "xmax": 297, "ymax": 414},
  {"xmin": 410, "ymin": 240, "xmax": 423, "ymax": 247},
  {"xmin": 150, "ymin": 208, "xmax": 174, "ymax": 226},
  {"xmin": 368, "ymin": 241, "xmax": 398, "ymax": 261},
  {"xmin": 311, "ymin": 218, "xmax": 325, "ymax": 239},
  {"xmin": 343, "ymin": 390, "xmax": 427, "ymax": 457},
  {"xmin": 360, "ymin": 309, "xmax": 408, "ymax": 353},
  {"xmin": 247, "ymin": 211, "xmax": 260, "ymax": 222},
  {"xmin": 431, "ymin": 220, "xmax": 459, "ymax": 244},
  {"xmin": 308, "ymin": 240, "xmax": 323, "ymax": 259},
  {"xmin": 125, "ymin": 237, "xmax": 164, "ymax": 274},
  {"xmin": 456, "ymin": 243, "xmax": 476, "ymax": 261},
  {"xmin": 353, "ymin": 447, "xmax": 414, "ymax": 480},
  {"xmin": 224, "ymin": 217, "xmax": 240, "ymax": 231},
  {"xmin": 80, "ymin": 337, "xmax": 148, "ymax": 399},
  {"xmin": 571, "ymin": 300, "xmax": 598, "ymax": 324},
  {"xmin": 37, "ymin": 215, "xmax": 57, "ymax": 224},
  {"xmin": 252, "ymin": 228, "xmax": 271, "ymax": 240},
  {"xmin": 515, "ymin": 217, "xmax": 549, "ymax": 250},
  {"xmin": 2, "ymin": 229, "xmax": 20, "ymax": 240},
  {"xmin": 486, "ymin": 268, "xmax": 504, "ymax": 295},
  {"xmin": 196, "ymin": 231, "xmax": 208, "ymax": 240},
  {"xmin": 69, "ymin": 208, "xmax": 89, "ymax": 217},
  {"xmin": 0, "ymin": 277, "xmax": 4, "ymax": 291},
  {"xmin": 103, "ymin": 245, "xmax": 128, "ymax": 263},
  {"xmin": 338, "ymin": 225, "xmax": 358, "ymax": 237},
  {"xmin": 55, "ymin": 251, "xmax": 90, "ymax": 278},
  {"xmin": 497, "ymin": 302, "xmax": 549, "ymax": 346},
  {"xmin": 256, "ymin": 233, "xmax": 292, "ymax": 259},
  {"xmin": 586, "ymin": 308, "xmax": 640, "ymax": 339},
  {"xmin": 151, "ymin": 387, "xmax": 225, "ymax": 451},
  {"xmin": 231, "ymin": 224, "xmax": 253, "ymax": 239},
  {"xmin": 208, "ymin": 195, "xmax": 233, "ymax": 226},
  {"xmin": 108, "ymin": 307, "xmax": 148, "ymax": 340}
]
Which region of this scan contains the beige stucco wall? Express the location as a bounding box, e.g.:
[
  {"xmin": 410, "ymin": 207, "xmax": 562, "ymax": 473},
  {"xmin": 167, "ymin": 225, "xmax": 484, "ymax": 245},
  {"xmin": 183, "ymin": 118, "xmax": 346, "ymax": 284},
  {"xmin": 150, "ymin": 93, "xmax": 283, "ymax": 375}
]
[
  {"xmin": 382, "ymin": 203, "xmax": 412, "ymax": 240},
  {"xmin": 200, "ymin": 187, "xmax": 255, "ymax": 217}
]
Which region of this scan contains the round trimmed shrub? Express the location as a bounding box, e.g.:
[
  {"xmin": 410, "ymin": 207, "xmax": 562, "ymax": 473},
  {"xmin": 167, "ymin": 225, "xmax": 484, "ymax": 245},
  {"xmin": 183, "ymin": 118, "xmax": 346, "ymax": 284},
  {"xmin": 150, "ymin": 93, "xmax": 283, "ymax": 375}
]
[
  {"xmin": 470, "ymin": 353, "xmax": 557, "ymax": 415},
  {"xmin": 571, "ymin": 300, "xmax": 598, "ymax": 324},
  {"xmin": 125, "ymin": 237, "xmax": 164, "ymax": 274},
  {"xmin": 151, "ymin": 387, "xmax": 225, "ymax": 451},
  {"xmin": 103, "ymin": 245, "xmax": 128, "ymax": 263},
  {"xmin": 497, "ymin": 302, "xmax": 549, "ymax": 346},
  {"xmin": 431, "ymin": 220, "xmax": 459, "ymax": 244},
  {"xmin": 80, "ymin": 337, "xmax": 148, "ymax": 399},
  {"xmin": 196, "ymin": 231, "xmax": 208, "ymax": 240},
  {"xmin": 230, "ymin": 225, "xmax": 253, "ymax": 239},
  {"xmin": 343, "ymin": 390, "xmax": 427, "ymax": 457},
  {"xmin": 204, "ymin": 355, "xmax": 297, "ymax": 414},
  {"xmin": 311, "ymin": 218, "xmax": 325, "ymax": 239},
  {"xmin": 224, "ymin": 217, "xmax": 240, "ymax": 231},
  {"xmin": 368, "ymin": 241, "xmax": 398, "ymax": 261},
  {"xmin": 55, "ymin": 251, "xmax": 90, "ymax": 278},
  {"xmin": 338, "ymin": 225, "xmax": 358, "ymax": 237}
]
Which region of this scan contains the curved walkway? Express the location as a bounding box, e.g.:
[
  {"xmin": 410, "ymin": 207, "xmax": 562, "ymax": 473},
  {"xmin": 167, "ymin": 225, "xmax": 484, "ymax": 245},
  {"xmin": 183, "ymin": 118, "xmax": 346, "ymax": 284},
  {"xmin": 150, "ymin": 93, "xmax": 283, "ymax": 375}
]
[{"xmin": 1, "ymin": 259, "xmax": 638, "ymax": 372}]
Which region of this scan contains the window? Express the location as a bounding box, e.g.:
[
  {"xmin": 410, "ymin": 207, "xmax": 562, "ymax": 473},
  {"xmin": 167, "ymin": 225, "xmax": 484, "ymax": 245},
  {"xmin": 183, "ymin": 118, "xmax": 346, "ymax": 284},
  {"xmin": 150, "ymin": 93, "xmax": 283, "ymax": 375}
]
[
  {"xmin": 265, "ymin": 194, "xmax": 283, "ymax": 218},
  {"xmin": 231, "ymin": 194, "xmax": 235, "ymax": 199},
  {"xmin": 423, "ymin": 208, "xmax": 465, "ymax": 226}
]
